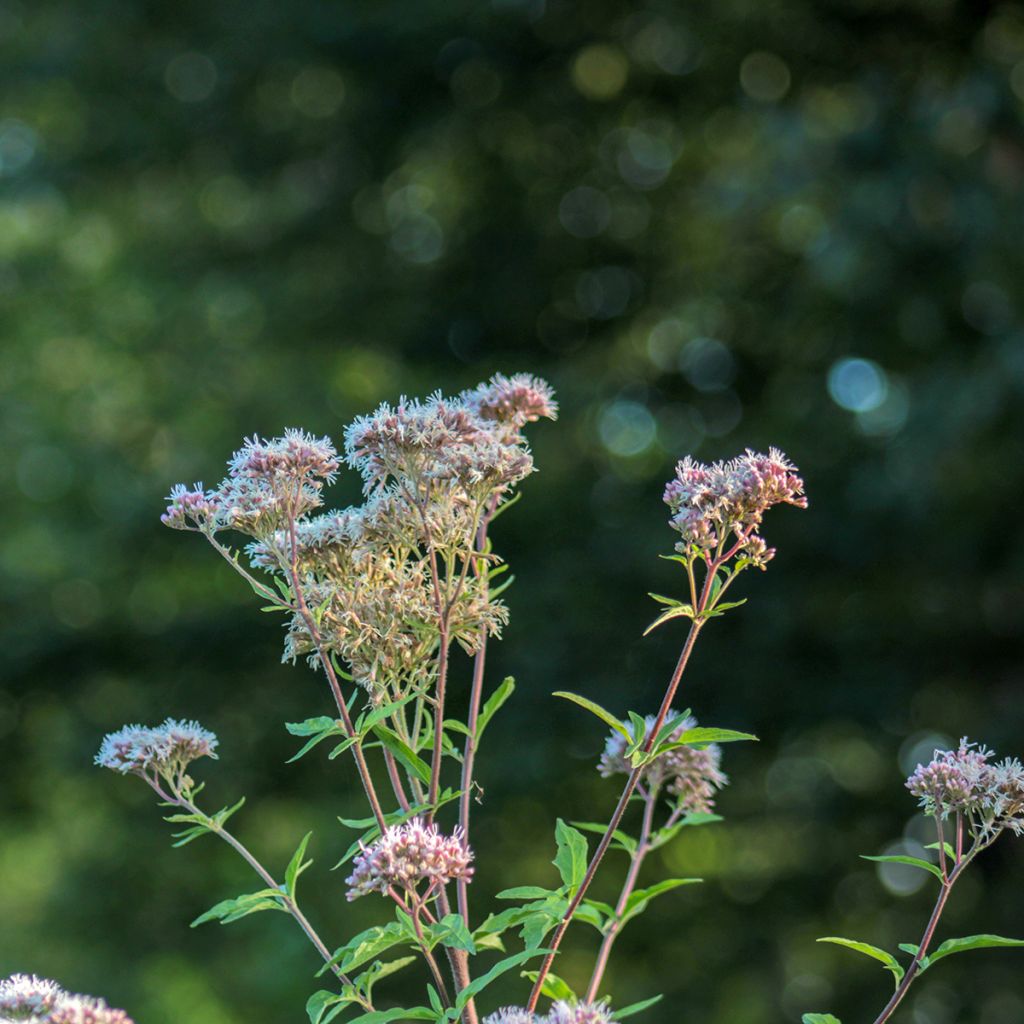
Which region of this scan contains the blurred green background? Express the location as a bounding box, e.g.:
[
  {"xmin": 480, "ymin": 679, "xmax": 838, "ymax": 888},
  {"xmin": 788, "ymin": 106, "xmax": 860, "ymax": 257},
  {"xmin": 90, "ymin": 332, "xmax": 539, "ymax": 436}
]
[{"xmin": 3, "ymin": 1, "xmax": 1024, "ymax": 1022}]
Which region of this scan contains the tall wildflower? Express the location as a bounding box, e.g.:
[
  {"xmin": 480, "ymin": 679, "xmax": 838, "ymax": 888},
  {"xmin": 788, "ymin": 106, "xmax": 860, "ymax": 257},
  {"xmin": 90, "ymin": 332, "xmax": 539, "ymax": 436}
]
[
  {"xmin": 0, "ymin": 976, "xmax": 133, "ymax": 1024},
  {"xmin": 94, "ymin": 719, "xmax": 217, "ymax": 793}
]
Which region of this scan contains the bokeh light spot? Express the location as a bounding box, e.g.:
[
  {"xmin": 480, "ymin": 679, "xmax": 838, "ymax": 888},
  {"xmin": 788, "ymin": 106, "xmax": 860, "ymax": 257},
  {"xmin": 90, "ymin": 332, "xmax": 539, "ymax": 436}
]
[
  {"xmin": 164, "ymin": 52, "xmax": 217, "ymax": 103},
  {"xmin": 598, "ymin": 399, "xmax": 657, "ymax": 456},
  {"xmin": 572, "ymin": 44, "xmax": 629, "ymax": 101},
  {"xmin": 740, "ymin": 51, "xmax": 791, "ymax": 103},
  {"xmin": 290, "ymin": 66, "xmax": 346, "ymax": 118},
  {"xmin": 558, "ymin": 186, "xmax": 611, "ymax": 238},
  {"xmin": 827, "ymin": 357, "xmax": 888, "ymax": 413}
]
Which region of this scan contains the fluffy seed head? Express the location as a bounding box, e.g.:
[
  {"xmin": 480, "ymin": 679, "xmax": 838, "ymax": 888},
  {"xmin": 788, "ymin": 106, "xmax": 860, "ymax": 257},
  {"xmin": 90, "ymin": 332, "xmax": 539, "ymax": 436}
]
[{"xmin": 345, "ymin": 818, "xmax": 474, "ymax": 900}]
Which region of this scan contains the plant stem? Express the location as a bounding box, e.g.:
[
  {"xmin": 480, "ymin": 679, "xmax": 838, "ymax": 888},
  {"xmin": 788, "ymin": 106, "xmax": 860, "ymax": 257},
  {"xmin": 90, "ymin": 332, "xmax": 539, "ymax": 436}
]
[
  {"xmin": 527, "ymin": 618, "xmax": 704, "ymax": 1011},
  {"xmin": 585, "ymin": 784, "xmax": 658, "ymax": 1001},
  {"xmin": 870, "ymin": 862, "xmax": 964, "ymax": 1024},
  {"xmin": 285, "ymin": 512, "xmax": 388, "ymax": 832},
  {"xmin": 166, "ymin": 787, "xmax": 366, "ymax": 1005},
  {"xmin": 409, "ymin": 899, "xmax": 453, "ymax": 1009}
]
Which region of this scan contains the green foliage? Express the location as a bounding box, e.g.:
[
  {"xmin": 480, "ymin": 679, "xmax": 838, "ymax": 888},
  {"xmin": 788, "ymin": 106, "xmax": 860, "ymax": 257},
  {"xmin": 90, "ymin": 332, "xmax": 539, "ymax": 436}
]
[
  {"xmin": 552, "ymin": 692, "xmax": 631, "ymax": 742},
  {"xmin": 552, "ymin": 819, "xmax": 589, "ymax": 893},
  {"xmin": 816, "ymin": 937, "xmax": 904, "ymax": 985},
  {"xmin": 802, "ymin": 1015, "xmax": 842, "ymax": 1024},
  {"xmin": 860, "ymin": 854, "xmax": 944, "ymax": 882},
  {"xmin": 191, "ymin": 889, "xmax": 286, "ymax": 928}
]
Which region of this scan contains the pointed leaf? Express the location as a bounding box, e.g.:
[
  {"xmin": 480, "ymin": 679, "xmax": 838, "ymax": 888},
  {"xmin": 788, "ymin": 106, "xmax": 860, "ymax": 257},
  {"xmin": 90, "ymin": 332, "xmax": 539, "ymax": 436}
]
[
  {"xmin": 927, "ymin": 934, "xmax": 1024, "ymax": 966},
  {"xmin": 673, "ymin": 727, "xmax": 758, "ymax": 746},
  {"xmin": 643, "ymin": 604, "xmax": 694, "ymax": 635},
  {"xmin": 477, "ymin": 677, "xmax": 516, "ymax": 739},
  {"xmin": 552, "ymin": 692, "xmax": 630, "ymax": 741},
  {"xmin": 802, "ymin": 1016, "xmax": 842, "ymax": 1024},
  {"xmin": 553, "ymin": 819, "xmax": 589, "ymax": 891},
  {"xmin": 817, "ymin": 938, "xmax": 904, "ymax": 982},
  {"xmin": 285, "ymin": 831, "xmax": 313, "ymax": 898},
  {"xmin": 453, "ymin": 950, "xmax": 551, "ymax": 1014},
  {"xmin": 519, "ymin": 969, "xmax": 575, "ymax": 1001},
  {"xmin": 861, "ymin": 854, "xmax": 943, "ymax": 882},
  {"xmin": 613, "ymin": 995, "xmax": 664, "ymax": 1020}
]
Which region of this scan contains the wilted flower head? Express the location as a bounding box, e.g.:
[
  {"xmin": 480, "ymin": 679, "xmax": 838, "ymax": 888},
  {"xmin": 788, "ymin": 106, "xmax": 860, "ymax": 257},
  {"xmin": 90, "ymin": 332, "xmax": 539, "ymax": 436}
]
[
  {"xmin": 664, "ymin": 447, "xmax": 806, "ymax": 557},
  {"xmin": 598, "ymin": 713, "xmax": 727, "ymax": 813},
  {"xmin": 0, "ymin": 977, "xmax": 133, "ymax": 1024},
  {"xmin": 482, "ymin": 1010, "xmax": 540, "ymax": 1024},
  {"xmin": 95, "ymin": 718, "xmax": 218, "ymax": 787},
  {"xmin": 463, "ymin": 373, "xmax": 558, "ymax": 432},
  {"xmin": 906, "ymin": 739, "xmax": 1024, "ymax": 840},
  {"xmin": 345, "ymin": 818, "xmax": 474, "ymax": 900},
  {"xmin": 547, "ymin": 1001, "xmax": 613, "ymax": 1024}
]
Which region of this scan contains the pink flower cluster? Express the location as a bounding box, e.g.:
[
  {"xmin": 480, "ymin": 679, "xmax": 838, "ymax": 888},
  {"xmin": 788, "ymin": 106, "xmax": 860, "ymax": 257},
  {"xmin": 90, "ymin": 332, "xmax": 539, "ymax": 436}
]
[
  {"xmin": 598, "ymin": 714, "xmax": 728, "ymax": 814},
  {"xmin": 94, "ymin": 719, "xmax": 218, "ymax": 782},
  {"xmin": 462, "ymin": 373, "xmax": 559, "ymax": 432},
  {"xmin": 483, "ymin": 1001, "xmax": 612, "ymax": 1024},
  {"xmin": 663, "ymin": 447, "xmax": 807, "ymax": 556},
  {"xmin": 345, "ymin": 818, "xmax": 474, "ymax": 900},
  {"xmin": 906, "ymin": 739, "xmax": 1024, "ymax": 836},
  {"xmin": 0, "ymin": 975, "xmax": 133, "ymax": 1024}
]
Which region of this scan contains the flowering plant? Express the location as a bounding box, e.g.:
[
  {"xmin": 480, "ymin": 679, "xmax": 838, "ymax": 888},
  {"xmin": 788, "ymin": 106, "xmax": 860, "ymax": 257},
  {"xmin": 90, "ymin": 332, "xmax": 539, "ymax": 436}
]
[{"xmin": 7, "ymin": 373, "xmax": 1020, "ymax": 1024}]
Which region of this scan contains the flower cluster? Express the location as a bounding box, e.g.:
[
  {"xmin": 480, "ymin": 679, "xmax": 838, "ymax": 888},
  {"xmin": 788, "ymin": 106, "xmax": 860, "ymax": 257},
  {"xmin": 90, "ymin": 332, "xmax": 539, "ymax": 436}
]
[
  {"xmin": 906, "ymin": 738, "xmax": 1024, "ymax": 838},
  {"xmin": 483, "ymin": 1001, "xmax": 612, "ymax": 1024},
  {"xmin": 0, "ymin": 976, "xmax": 133, "ymax": 1024},
  {"xmin": 94, "ymin": 719, "xmax": 217, "ymax": 788},
  {"xmin": 163, "ymin": 429, "xmax": 338, "ymax": 538},
  {"xmin": 663, "ymin": 447, "xmax": 807, "ymax": 558},
  {"xmin": 462, "ymin": 373, "xmax": 559, "ymax": 433},
  {"xmin": 598, "ymin": 714, "xmax": 728, "ymax": 814},
  {"xmin": 345, "ymin": 818, "xmax": 474, "ymax": 900},
  {"xmin": 343, "ymin": 392, "xmax": 534, "ymax": 496}
]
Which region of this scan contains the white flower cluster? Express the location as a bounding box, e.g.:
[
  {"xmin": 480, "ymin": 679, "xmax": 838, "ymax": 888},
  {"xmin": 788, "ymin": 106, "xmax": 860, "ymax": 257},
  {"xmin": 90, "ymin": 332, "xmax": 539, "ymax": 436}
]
[
  {"xmin": 94, "ymin": 718, "xmax": 217, "ymax": 785},
  {"xmin": 0, "ymin": 975, "xmax": 133, "ymax": 1024},
  {"xmin": 345, "ymin": 817, "xmax": 475, "ymax": 900},
  {"xmin": 483, "ymin": 1001, "xmax": 612, "ymax": 1024}
]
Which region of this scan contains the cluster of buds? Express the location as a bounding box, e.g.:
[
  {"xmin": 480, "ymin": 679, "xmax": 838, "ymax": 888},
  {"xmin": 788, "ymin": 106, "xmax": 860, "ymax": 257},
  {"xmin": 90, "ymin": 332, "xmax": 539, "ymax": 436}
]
[
  {"xmin": 906, "ymin": 739, "xmax": 1024, "ymax": 839},
  {"xmin": 663, "ymin": 447, "xmax": 807, "ymax": 561},
  {"xmin": 94, "ymin": 719, "xmax": 218, "ymax": 791},
  {"xmin": 345, "ymin": 818, "xmax": 474, "ymax": 901},
  {"xmin": 598, "ymin": 714, "xmax": 728, "ymax": 814},
  {"xmin": 483, "ymin": 1001, "xmax": 612, "ymax": 1024},
  {"xmin": 162, "ymin": 429, "xmax": 339, "ymax": 539},
  {"xmin": 0, "ymin": 976, "xmax": 133, "ymax": 1024}
]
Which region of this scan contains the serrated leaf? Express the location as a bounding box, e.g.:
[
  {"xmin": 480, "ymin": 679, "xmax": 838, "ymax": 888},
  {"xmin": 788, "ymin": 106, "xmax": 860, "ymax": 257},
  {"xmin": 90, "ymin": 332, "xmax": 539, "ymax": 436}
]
[
  {"xmin": 648, "ymin": 593, "xmax": 684, "ymax": 607},
  {"xmin": 802, "ymin": 1015, "xmax": 842, "ymax": 1024},
  {"xmin": 285, "ymin": 831, "xmax": 313, "ymax": 898},
  {"xmin": 477, "ymin": 677, "xmax": 515, "ymax": 739},
  {"xmin": 429, "ymin": 913, "xmax": 476, "ymax": 954},
  {"xmin": 553, "ymin": 819, "xmax": 589, "ymax": 891},
  {"xmin": 519, "ymin": 969, "xmax": 574, "ymax": 1001},
  {"xmin": 613, "ymin": 994, "xmax": 664, "ymax": 1020},
  {"xmin": 861, "ymin": 854, "xmax": 943, "ymax": 882},
  {"xmin": 704, "ymin": 598, "xmax": 748, "ymax": 617},
  {"xmin": 817, "ymin": 937, "xmax": 904, "ymax": 982},
  {"xmin": 927, "ymin": 934, "xmax": 1024, "ymax": 966},
  {"xmin": 288, "ymin": 716, "xmax": 338, "ymax": 737},
  {"xmin": 320, "ymin": 922, "xmax": 411, "ymax": 977},
  {"xmin": 552, "ymin": 692, "xmax": 630, "ymax": 741},
  {"xmin": 191, "ymin": 889, "xmax": 285, "ymax": 927}
]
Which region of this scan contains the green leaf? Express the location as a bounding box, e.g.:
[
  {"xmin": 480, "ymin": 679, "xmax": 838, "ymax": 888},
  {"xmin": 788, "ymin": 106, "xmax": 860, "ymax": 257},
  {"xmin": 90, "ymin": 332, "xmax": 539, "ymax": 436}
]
[
  {"xmin": 648, "ymin": 593, "xmax": 684, "ymax": 607},
  {"xmin": 817, "ymin": 938, "xmax": 904, "ymax": 983},
  {"xmin": 453, "ymin": 950, "xmax": 551, "ymax": 1015},
  {"xmin": 927, "ymin": 934, "xmax": 1024, "ymax": 967},
  {"xmin": 286, "ymin": 718, "xmax": 346, "ymax": 763},
  {"xmin": 925, "ymin": 840, "xmax": 957, "ymax": 861},
  {"xmin": 320, "ymin": 922, "xmax": 411, "ymax": 976},
  {"xmin": 477, "ymin": 677, "xmax": 515, "ymax": 739},
  {"xmin": 552, "ymin": 692, "xmax": 630, "ymax": 741},
  {"xmin": 571, "ymin": 822, "xmax": 637, "ymax": 856},
  {"xmin": 519, "ymin": 969, "xmax": 574, "ymax": 1001},
  {"xmin": 625, "ymin": 712, "xmax": 649, "ymax": 759},
  {"xmin": 429, "ymin": 913, "xmax": 477, "ymax": 954},
  {"xmin": 553, "ymin": 819, "xmax": 589, "ymax": 891},
  {"xmin": 621, "ymin": 878, "xmax": 703, "ymax": 922},
  {"xmin": 496, "ymin": 886, "xmax": 561, "ymax": 900},
  {"xmin": 860, "ymin": 854, "xmax": 944, "ymax": 882},
  {"xmin": 345, "ymin": 1009, "xmax": 435, "ymax": 1024},
  {"xmin": 643, "ymin": 604, "xmax": 694, "ymax": 635},
  {"xmin": 802, "ymin": 1015, "xmax": 842, "ymax": 1024},
  {"xmin": 370, "ymin": 724, "xmax": 432, "ymax": 784},
  {"xmin": 673, "ymin": 727, "xmax": 758, "ymax": 746},
  {"xmin": 285, "ymin": 831, "xmax": 314, "ymax": 898},
  {"xmin": 650, "ymin": 709, "xmax": 694, "ymax": 752},
  {"xmin": 613, "ymin": 994, "xmax": 664, "ymax": 1020},
  {"xmin": 306, "ymin": 990, "xmax": 344, "ymax": 1024},
  {"xmin": 704, "ymin": 598, "xmax": 748, "ymax": 617},
  {"xmin": 355, "ymin": 693, "xmax": 418, "ymax": 736},
  {"xmin": 191, "ymin": 889, "xmax": 285, "ymax": 927}
]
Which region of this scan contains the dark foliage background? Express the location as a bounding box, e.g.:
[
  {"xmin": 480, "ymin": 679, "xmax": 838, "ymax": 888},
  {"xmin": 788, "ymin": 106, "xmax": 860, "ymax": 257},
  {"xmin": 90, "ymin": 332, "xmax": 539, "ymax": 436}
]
[{"xmin": 2, "ymin": 1, "xmax": 1024, "ymax": 1022}]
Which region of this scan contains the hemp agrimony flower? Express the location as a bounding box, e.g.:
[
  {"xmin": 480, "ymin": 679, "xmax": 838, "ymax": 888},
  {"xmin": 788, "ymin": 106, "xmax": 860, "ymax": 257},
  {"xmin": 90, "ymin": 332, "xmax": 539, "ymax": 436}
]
[
  {"xmin": 345, "ymin": 818, "xmax": 474, "ymax": 900},
  {"xmin": 0, "ymin": 976, "xmax": 134, "ymax": 1024},
  {"xmin": 94, "ymin": 718, "xmax": 217, "ymax": 791}
]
